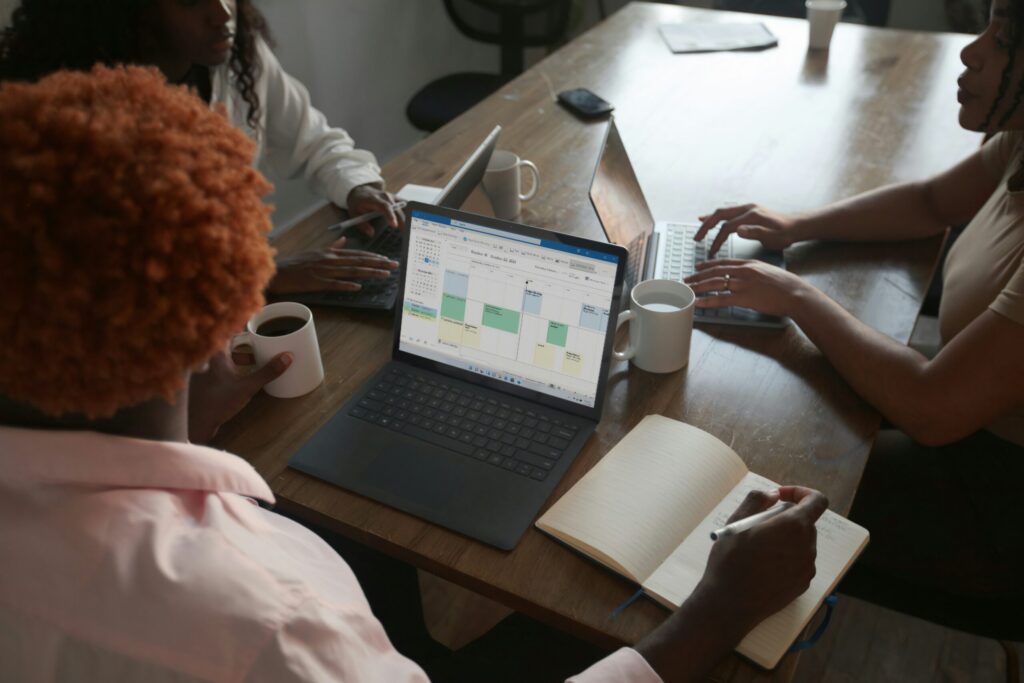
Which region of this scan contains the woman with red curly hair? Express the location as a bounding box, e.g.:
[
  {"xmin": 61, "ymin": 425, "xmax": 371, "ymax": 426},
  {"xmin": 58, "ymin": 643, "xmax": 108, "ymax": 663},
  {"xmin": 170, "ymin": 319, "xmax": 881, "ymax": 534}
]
[{"xmin": 0, "ymin": 0, "xmax": 402, "ymax": 295}]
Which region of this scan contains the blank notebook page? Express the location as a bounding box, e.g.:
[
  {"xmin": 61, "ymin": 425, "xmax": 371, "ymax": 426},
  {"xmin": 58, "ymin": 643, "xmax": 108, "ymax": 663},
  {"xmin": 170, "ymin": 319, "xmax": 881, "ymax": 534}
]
[{"xmin": 536, "ymin": 415, "xmax": 748, "ymax": 583}]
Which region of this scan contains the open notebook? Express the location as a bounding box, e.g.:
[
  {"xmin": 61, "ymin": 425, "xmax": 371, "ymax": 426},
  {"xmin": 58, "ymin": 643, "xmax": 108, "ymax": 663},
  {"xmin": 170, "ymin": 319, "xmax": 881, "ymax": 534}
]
[{"xmin": 536, "ymin": 415, "xmax": 869, "ymax": 669}]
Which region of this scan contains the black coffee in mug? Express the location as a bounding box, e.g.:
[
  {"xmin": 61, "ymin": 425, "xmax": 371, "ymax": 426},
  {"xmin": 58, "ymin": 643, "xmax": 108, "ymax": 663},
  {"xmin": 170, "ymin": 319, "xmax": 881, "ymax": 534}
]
[{"xmin": 255, "ymin": 316, "xmax": 306, "ymax": 337}]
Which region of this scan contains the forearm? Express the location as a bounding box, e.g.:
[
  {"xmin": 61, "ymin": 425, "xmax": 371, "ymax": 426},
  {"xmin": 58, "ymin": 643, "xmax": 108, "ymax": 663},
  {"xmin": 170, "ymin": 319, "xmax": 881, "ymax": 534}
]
[
  {"xmin": 790, "ymin": 181, "xmax": 949, "ymax": 243},
  {"xmin": 635, "ymin": 584, "xmax": 750, "ymax": 682},
  {"xmin": 790, "ymin": 286, "xmax": 945, "ymax": 442}
]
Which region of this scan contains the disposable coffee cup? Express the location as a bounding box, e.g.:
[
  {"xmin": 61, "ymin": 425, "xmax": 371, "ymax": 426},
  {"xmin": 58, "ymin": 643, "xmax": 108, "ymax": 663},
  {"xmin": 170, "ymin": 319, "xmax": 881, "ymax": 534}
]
[
  {"xmin": 806, "ymin": 0, "xmax": 846, "ymax": 50},
  {"xmin": 612, "ymin": 279, "xmax": 695, "ymax": 374},
  {"xmin": 231, "ymin": 301, "xmax": 324, "ymax": 398}
]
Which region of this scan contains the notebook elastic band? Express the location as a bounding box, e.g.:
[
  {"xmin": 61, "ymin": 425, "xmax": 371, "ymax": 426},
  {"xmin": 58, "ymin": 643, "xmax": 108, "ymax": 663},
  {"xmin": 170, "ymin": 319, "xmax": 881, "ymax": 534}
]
[
  {"xmin": 788, "ymin": 593, "xmax": 838, "ymax": 652},
  {"xmin": 608, "ymin": 588, "xmax": 645, "ymax": 621}
]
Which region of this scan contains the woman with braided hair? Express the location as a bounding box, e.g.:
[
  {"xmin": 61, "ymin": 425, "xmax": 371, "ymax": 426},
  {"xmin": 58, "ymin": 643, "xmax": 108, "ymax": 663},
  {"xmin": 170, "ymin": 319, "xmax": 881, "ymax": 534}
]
[{"xmin": 686, "ymin": 0, "xmax": 1024, "ymax": 636}]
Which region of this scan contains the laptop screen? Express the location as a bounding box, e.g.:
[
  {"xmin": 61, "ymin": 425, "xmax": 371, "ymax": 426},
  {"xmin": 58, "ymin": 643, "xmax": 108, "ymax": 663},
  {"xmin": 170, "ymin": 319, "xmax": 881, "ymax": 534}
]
[
  {"xmin": 589, "ymin": 120, "xmax": 656, "ymax": 249},
  {"xmin": 398, "ymin": 209, "xmax": 620, "ymax": 409}
]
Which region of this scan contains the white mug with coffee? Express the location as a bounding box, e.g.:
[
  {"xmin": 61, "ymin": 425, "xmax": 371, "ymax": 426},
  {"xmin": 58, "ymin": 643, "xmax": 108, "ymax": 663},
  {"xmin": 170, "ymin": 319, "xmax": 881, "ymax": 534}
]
[
  {"xmin": 482, "ymin": 150, "xmax": 540, "ymax": 220},
  {"xmin": 232, "ymin": 301, "xmax": 324, "ymax": 398},
  {"xmin": 613, "ymin": 279, "xmax": 695, "ymax": 374}
]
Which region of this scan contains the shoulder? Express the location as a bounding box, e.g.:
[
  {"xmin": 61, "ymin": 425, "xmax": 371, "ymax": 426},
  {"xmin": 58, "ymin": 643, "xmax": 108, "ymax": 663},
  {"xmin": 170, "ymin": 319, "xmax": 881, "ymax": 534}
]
[
  {"xmin": 252, "ymin": 34, "xmax": 283, "ymax": 76},
  {"xmin": 2, "ymin": 487, "xmax": 365, "ymax": 681},
  {"xmin": 982, "ymin": 131, "xmax": 1024, "ymax": 182}
]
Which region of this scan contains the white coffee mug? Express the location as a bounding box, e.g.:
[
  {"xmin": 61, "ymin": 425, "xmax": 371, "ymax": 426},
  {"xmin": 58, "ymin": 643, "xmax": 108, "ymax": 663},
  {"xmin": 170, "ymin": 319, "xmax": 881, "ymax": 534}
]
[
  {"xmin": 231, "ymin": 301, "xmax": 325, "ymax": 398},
  {"xmin": 482, "ymin": 150, "xmax": 540, "ymax": 220},
  {"xmin": 613, "ymin": 279, "xmax": 695, "ymax": 374}
]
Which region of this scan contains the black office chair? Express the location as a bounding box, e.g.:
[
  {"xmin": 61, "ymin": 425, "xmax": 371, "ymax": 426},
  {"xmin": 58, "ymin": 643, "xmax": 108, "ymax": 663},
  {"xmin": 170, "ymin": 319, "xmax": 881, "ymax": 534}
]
[{"xmin": 406, "ymin": 0, "xmax": 572, "ymax": 133}]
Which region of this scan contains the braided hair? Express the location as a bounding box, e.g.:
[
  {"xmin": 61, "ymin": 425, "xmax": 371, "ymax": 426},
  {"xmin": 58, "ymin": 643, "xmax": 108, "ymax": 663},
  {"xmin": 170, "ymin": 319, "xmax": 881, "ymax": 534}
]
[
  {"xmin": 0, "ymin": 0, "xmax": 271, "ymax": 130},
  {"xmin": 982, "ymin": 0, "xmax": 1024, "ymax": 130}
]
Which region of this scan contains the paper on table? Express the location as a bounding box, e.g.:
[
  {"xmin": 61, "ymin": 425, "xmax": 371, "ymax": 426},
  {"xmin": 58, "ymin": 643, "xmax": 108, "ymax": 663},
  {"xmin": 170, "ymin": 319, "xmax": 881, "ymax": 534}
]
[
  {"xmin": 536, "ymin": 415, "xmax": 748, "ymax": 583},
  {"xmin": 396, "ymin": 184, "xmax": 442, "ymax": 204},
  {"xmin": 659, "ymin": 22, "xmax": 778, "ymax": 53}
]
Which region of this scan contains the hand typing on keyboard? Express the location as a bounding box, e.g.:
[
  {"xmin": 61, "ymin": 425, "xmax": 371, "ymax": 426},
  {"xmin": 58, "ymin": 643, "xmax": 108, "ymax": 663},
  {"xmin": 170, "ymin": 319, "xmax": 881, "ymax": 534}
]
[
  {"xmin": 695, "ymin": 203, "xmax": 799, "ymax": 257},
  {"xmin": 268, "ymin": 235, "xmax": 400, "ymax": 294},
  {"xmin": 684, "ymin": 258, "xmax": 807, "ymax": 318}
]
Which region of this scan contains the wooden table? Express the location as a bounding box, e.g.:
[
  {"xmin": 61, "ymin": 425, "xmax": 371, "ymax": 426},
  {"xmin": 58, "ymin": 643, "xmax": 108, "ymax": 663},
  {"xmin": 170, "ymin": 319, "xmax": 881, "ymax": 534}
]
[{"xmin": 215, "ymin": 4, "xmax": 980, "ymax": 680}]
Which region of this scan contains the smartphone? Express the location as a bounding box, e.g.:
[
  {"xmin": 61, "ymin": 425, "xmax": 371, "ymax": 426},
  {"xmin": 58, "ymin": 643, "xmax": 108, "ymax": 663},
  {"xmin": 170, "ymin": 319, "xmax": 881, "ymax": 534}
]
[{"xmin": 557, "ymin": 88, "xmax": 614, "ymax": 119}]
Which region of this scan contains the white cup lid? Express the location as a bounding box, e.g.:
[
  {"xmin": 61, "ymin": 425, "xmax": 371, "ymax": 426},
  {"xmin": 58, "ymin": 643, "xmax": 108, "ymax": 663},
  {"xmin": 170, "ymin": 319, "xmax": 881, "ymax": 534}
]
[{"xmin": 806, "ymin": 0, "xmax": 847, "ymax": 9}]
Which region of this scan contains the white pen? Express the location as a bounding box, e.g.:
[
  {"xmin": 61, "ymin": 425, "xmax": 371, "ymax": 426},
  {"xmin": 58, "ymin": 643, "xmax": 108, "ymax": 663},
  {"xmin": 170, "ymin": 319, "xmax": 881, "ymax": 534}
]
[
  {"xmin": 710, "ymin": 500, "xmax": 794, "ymax": 541},
  {"xmin": 326, "ymin": 201, "xmax": 407, "ymax": 232}
]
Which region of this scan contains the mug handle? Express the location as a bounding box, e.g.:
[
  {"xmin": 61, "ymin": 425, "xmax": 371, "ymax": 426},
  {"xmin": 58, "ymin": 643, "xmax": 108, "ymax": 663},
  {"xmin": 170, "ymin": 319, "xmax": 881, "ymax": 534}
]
[
  {"xmin": 518, "ymin": 160, "xmax": 540, "ymax": 201},
  {"xmin": 230, "ymin": 330, "xmax": 255, "ymax": 355},
  {"xmin": 611, "ymin": 309, "xmax": 636, "ymax": 361}
]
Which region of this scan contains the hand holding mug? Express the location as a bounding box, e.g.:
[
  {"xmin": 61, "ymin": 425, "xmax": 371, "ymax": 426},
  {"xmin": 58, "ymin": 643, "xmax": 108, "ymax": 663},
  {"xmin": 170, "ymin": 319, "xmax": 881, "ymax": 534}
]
[
  {"xmin": 230, "ymin": 302, "xmax": 324, "ymax": 398},
  {"xmin": 188, "ymin": 348, "xmax": 292, "ymax": 443}
]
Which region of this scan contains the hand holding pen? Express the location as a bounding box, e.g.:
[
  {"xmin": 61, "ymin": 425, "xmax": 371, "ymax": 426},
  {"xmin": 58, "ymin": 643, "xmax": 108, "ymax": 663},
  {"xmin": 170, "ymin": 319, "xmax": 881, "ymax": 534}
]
[
  {"xmin": 335, "ymin": 184, "xmax": 406, "ymax": 237},
  {"xmin": 696, "ymin": 486, "xmax": 828, "ymax": 635},
  {"xmin": 711, "ymin": 486, "xmax": 826, "ymax": 542},
  {"xmin": 711, "ymin": 500, "xmax": 794, "ymax": 540},
  {"xmin": 327, "ymin": 201, "xmax": 407, "ymax": 234}
]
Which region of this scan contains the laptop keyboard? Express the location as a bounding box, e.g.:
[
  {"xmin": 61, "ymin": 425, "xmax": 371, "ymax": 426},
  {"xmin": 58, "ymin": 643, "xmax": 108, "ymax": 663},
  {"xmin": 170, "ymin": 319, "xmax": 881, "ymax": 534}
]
[
  {"xmin": 625, "ymin": 233, "xmax": 647, "ymax": 291},
  {"xmin": 318, "ymin": 226, "xmax": 403, "ymax": 306},
  {"xmin": 349, "ymin": 367, "xmax": 581, "ymax": 482},
  {"xmin": 658, "ymin": 223, "xmax": 731, "ymax": 281}
]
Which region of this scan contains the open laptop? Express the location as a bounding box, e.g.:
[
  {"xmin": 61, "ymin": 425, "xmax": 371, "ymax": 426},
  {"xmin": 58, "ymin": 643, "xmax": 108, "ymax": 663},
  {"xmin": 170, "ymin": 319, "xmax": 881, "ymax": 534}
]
[
  {"xmin": 589, "ymin": 118, "xmax": 787, "ymax": 328},
  {"xmin": 288, "ymin": 125, "xmax": 502, "ymax": 311},
  {"xmin": 288, "ymin": 202, "xmax": 627, "ymax": 550}
]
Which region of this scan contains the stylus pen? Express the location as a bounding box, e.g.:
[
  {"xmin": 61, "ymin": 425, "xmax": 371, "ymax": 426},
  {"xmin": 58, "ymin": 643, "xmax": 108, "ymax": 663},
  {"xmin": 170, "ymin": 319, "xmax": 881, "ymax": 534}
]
[
  {"xmin": 326, "ymin": 201, "xmax": 407, "ymax": 232},
  {"xmin": 710, "ymin": 501, "xmax": 794, "ymax": 541}
]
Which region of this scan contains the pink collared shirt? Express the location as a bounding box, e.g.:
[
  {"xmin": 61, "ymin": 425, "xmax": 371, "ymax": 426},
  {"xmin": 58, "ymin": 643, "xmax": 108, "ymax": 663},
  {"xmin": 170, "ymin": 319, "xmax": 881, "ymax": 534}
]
[{"xmin": 0, "ymin": 427, "xmax": 660, "ymax": 682}]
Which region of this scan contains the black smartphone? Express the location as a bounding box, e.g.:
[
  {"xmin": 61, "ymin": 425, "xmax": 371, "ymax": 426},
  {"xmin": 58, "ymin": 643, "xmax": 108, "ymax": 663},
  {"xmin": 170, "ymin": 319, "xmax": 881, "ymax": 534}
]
[{"xmin": 557, "ymin": 88, "xmax": 614, "ymax": 119}]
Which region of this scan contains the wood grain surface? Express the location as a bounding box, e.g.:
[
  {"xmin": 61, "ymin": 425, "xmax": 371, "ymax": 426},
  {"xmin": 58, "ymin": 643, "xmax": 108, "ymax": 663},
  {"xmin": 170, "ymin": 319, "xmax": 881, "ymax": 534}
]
[{"xmin": 214, "ymin": 4, "xmax": 981, "ymax": 680}]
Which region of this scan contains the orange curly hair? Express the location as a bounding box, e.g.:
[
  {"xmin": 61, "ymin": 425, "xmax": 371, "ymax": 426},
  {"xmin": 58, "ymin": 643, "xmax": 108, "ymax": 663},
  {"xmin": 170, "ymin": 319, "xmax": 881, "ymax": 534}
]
[{"xmin": 0, "ymin": 65, "xmax": 276, "ymax": 418}]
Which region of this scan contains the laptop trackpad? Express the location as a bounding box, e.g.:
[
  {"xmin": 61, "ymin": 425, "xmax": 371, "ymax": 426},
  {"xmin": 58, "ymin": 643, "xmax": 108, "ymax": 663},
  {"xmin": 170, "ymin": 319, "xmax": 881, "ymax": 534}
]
[{"xmin": 362, "ymin": 452, "xmax": 467, "ymax": 513}]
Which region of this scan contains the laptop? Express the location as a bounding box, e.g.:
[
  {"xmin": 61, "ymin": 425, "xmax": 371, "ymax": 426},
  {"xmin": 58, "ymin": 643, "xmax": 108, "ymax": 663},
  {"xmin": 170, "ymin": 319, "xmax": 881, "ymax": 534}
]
[
  {"xmin": 288, "ymin": 202, "xmax": 627, "ymax": 550},
  {"xmin": 288, "ymin": 125, "xmax": 502, "ymax": 311},
  {"xmin": 589, "ymin": 118, "xmax": 787, "ymax": 328}
]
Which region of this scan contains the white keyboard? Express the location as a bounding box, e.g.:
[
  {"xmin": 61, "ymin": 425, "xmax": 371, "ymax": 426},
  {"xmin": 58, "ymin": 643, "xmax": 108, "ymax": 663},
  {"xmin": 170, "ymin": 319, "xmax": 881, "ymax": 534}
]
[{"xmin": 658, "ymin": 223, "xmax": 731, "ymax": 281}]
